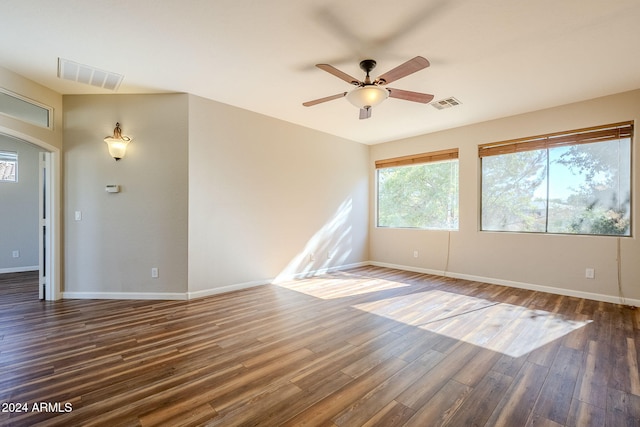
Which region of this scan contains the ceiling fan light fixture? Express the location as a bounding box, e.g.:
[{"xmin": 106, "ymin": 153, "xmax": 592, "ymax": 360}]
[{"xmin": 346, "ymin": 85, "xmax": 389, "ymax": 109}]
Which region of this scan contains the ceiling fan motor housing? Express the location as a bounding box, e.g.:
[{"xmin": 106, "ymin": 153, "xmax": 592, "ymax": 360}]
[
  {"xmin": 359, "ymin": 59, "xmax": 377, "ymax": 85},
  {"xmin": 359, "ymin": 59, "xmax": 377, "ymax": 73}
]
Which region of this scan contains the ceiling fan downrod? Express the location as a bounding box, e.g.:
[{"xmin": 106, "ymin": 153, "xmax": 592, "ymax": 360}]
[{"xmin": 359, "ymin": 59, "xmax": 377, "ymax": 85}]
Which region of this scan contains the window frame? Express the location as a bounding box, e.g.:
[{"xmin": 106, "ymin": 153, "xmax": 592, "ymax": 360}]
[
  {"xmin": 376, "ymin": 148, "xmax": 459, "ymax": 230},
  {"xmin": 478, "ymin": 121, "xmax": 633, "ymax": 236}
]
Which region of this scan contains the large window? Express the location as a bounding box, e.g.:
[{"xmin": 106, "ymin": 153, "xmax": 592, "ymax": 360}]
[
  {"xmin": 480, "ymin": 122, "xmax": 633, "ymax": 236},
  {"xmin": 376, "ymin": 148, "xmax": 459, "ymax": 230}
]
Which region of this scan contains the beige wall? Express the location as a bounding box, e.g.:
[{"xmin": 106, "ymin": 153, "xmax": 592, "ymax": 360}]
[
  {"xmin": 188, "ymin": 95, "xmax": 369, "ymax": 296},
  {"xmin": 370, "ymin": 89, "xmax": 640, "ymax": 304},
  {"xmin": 63, "ymin": 94, "xmax": 189, "ymax": 296},
  {"xmin": 5, "ymin": 62, "xmax": 637, "ymax": 304},
  {"xmin": 61, "ymin": 93, "xmax": 369, "ymax": 298}
]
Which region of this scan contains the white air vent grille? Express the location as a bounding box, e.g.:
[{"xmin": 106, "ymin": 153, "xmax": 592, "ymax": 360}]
[
  {"xmin": 57, "ymin": 58, "xmax": 123, "ymax": 91},
  {"xmin": 431, "ymin": 97, "xmax": 462, "ymax": 110}
]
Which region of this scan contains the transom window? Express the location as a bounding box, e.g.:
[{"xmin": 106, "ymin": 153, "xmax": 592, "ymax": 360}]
[
  {"xmin": 479, "ymin": 122, "xmax": 633, "ymax": 236},
  {"xmin": 0, "ymin": 88, "xmax": 52, "ymax": 129},
  {"xmin": 376, "ymin": 148, "xmax": 459, "ymax": 230}
]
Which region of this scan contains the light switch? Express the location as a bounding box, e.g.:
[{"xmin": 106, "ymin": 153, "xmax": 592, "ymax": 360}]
[
  {"xmin": 75, "ymin": 211, "xmax": 82, "ymax": 221},
  {"xmin": 585, "ymin": 268, "xmax": 595, "ymax": 279}
]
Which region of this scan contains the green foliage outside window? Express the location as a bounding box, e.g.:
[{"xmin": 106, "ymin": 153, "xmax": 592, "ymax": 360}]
[
  {"xmin": 481, "ymin": 138, "xmax": 631, "ymax": 236},
  {"xmin": 377, "ymin": 160, "xmax": 459, "ymax": 230}
]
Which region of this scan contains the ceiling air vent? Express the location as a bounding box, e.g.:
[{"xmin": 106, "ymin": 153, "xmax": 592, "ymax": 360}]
[
  {"xmin": 431, "ymin": 97, "xmax": 462, "ymax": 110},
  {"xmin": 57, "ymin": 58, "xmax": 124, "ymax": 91}
]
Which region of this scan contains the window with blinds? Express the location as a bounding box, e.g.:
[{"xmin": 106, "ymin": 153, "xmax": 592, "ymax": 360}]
[
  {"xmin": 376, "ymin": 148, "xmax": 459, "ymax": 230},
  {"xmin": 479, "ymin": 122, "xmax": 633, "ymax": 236},
  {"xmin": 0, "ymin": 151, "xmax": 18, "ymax": 182}
]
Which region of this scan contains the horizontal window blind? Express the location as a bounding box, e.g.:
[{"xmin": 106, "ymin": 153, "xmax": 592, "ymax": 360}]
[
  {"xmin": 0, "ymin": 151, "xmax": 17, "ymax": 162},
  {"xmin": 375, "ymin": 148, "xmax": 458, "ymax": 169},
  {"xmin": 478, "ymin": 121, "xmax": 633, "ymax": 158}
]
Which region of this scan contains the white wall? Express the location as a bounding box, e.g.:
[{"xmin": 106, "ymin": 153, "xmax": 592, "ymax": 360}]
[
  {"xmin": 370, "ymin": 89, "xmax": 640, "ymax": 304},
  {"xmin": 0, "ymin": 135, "xmax": 39, "ymax": 272},
  {"xmin": 188, "ymin": 95, "xmax": 369, "ymax": 296},
  {"xmin": 63, "ymin": 94, "xmax": 189, "ymax": 297}
]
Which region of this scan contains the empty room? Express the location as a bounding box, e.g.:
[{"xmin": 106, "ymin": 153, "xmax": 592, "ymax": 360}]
[{"xmin": 1, "ymin": 1, "xmax": 639, "ymax": 426}]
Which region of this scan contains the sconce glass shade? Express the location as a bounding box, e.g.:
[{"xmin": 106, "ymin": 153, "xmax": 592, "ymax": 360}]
[
  {"xmin": 104, "ymin": 123, "xmax": 131, "ymax": 161},
  {"xmin": 346, "ymin": 85, "xmax": 389, "ymax": 109}
]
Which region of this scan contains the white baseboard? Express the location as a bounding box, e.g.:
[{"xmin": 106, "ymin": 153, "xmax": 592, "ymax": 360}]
[
  {"xmin": 369, "ymin": 261, "xmax": 445, "ymax": 277},
  {"xmin": 187, "ymin": 279, "xmax": 269, "ymax": 299},
  {"xmin": 62, "ymin": 291, "xmax": 188, "ymax": 300},
  {"xmin": 0, "ymin": 265, "xmax": 39, "ymax": 274},
  {"xmin": 272, "ymin": 261, "xmax": 370, "ymax": 283},
  {"xmin": 61, "ymin": 260, "xmax": 640, "ymax": 307},
  {"xmin": 60, "ymin": 262, "xmax": 371, "ymax": 301},
  {"xmin": 369, "ymin": 261, "xmax": 640, "ymax": 307},
  {"xmin": 188, "ymin": 262, "xmax": 370, "ymax": 299}
]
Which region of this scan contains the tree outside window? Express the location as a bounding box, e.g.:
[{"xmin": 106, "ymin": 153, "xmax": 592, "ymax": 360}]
[
  {"xmin": 480, "ymin": 123, "xmax": 632, "ymax": 236},
  {"xmin": 377, "ymin": 153, "xmax": 459, "ymax": 230}
]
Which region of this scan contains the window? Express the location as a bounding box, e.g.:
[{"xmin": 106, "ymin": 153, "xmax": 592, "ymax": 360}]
[
  {"xmin": 0, "ymin": 151, "xmax": 18, "ymax": 182},
  {"xmin": 480, "ymin": 122, "xmax": 633, "ymax": 236},
  {"xmin": 0, "ymin": 88, "xmax": 52, "ymax": 129},
  {"xmin": 376, "ymin": 148, "xmax": 459, "ymax": 230}
]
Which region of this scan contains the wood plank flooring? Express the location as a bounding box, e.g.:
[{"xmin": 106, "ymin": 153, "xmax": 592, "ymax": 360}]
[{"xmin": 0, "ymin": 267, "xmax": 639, "ymax": 426}]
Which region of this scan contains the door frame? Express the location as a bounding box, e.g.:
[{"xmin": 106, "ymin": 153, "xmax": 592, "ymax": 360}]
[
  {"xmin": 38, "ymin": 152, "xmax": 52, "ymax": 300},
  {"xmin": 0, "ymin": 127, "xmax": 60, "ymax": 300}
]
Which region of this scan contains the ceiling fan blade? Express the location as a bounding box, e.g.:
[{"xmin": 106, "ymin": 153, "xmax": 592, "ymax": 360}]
[
  {"xmin": 375, "ymin": 56, "xmax": 430, "ymax": 85},
  {"xmin": 302, "ymin": 92, "xmax": 347, "ymax": 107},
  {"xmin": 316, "ymin": 64, "xmax": 362, "ymax": 85},
  {"xmin": 387, "ymin": 88, "xmax": 434, "ymax": 104},
  {"xmin": 359, "ymin": 107, "xmax": 372, "ymax": 120}
]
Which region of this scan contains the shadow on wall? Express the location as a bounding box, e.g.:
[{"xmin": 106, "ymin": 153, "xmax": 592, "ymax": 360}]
[{"xmin": 273, "ymin": 197, "xmax": 354, "ymax": 283}]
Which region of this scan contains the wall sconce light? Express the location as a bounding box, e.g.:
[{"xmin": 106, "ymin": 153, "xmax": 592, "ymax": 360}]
[{"xmin": 103, "ymin": 122, "xmax": 131, "ymax": 161}]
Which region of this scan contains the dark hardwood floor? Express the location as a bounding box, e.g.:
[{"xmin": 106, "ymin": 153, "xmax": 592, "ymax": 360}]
[{"xmin": 0, "ymin": 267, "xmax": 639, "ymax": 426}]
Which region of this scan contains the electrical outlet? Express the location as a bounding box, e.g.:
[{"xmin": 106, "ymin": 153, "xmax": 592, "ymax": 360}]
[
  {"xmin": 12, "ymin": 250, "xmax": 19, "ymax": 258},
  {"xmin": 75, "ymin": 211, "xmax": 82, "ymax": 221},
  {"xmin": 585, "ymin": 268, "xmax": 595, "ymax": 279},
  {"xmin": 151, "ymin": 268, "xmax": 159, "ymax": 278},
  {"xmin": 413, "ymin": 250, "xmax": 419, "ymax": 258}
]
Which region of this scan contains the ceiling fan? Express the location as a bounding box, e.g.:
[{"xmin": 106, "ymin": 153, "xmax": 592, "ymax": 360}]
[{"xmin": 303, "ymin": 56, "xmax": 434, "ymax": 119}]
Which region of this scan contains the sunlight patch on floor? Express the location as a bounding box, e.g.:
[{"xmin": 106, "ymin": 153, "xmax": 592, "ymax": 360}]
[
  {"xmin": 353, "ymin": 289, "xmax": 591, "ymax": 358},
  {"xmin": 276, "ymin": 277, "xmax": 410, "ymax": 299}
]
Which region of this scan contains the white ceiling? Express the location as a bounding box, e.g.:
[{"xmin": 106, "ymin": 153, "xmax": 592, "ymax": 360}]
[{"xmin": 2, "ymin": 0, "xmax": 640, "ymax": 144}]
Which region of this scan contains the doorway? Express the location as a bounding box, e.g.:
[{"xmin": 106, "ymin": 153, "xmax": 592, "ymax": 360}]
[{"xmin": 0, "ymin": 131, "xmax": 58, "ymax": 300}]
